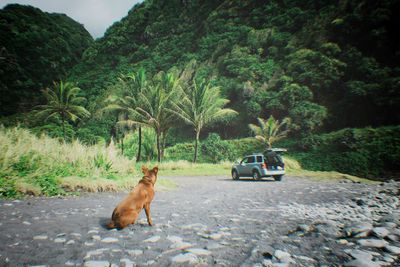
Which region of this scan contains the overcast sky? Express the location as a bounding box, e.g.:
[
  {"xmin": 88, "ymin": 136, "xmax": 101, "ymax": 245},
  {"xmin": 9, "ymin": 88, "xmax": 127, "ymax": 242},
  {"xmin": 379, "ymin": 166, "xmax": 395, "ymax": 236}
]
[{"xmin": 0, "ymin": 0, "xmax": 143, "ymax": 38}]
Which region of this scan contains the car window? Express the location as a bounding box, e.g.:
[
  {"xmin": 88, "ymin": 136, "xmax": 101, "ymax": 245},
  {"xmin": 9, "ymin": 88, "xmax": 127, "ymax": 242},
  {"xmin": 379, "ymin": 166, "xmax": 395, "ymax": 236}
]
[
  {"xmin": 241, "ymin": 157, "xmax": 249, "ymax": 164},
  {"xmin": 256, "ymin": 156, "xmax": 263, "ymax": 163},
  {"xmin": 248, "ymin": 156, "xmax": 255, "ymax": 163}
]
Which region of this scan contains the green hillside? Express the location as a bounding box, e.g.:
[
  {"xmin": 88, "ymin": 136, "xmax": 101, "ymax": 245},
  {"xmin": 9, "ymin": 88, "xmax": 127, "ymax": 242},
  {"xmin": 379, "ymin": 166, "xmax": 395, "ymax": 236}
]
[
  {"xmin": 70, "ymin": 0, "xmax": 400, "ymax": 138},
  {"xmin": 0, "ymin": 4, "xmax": 93, "ymax": 115}
]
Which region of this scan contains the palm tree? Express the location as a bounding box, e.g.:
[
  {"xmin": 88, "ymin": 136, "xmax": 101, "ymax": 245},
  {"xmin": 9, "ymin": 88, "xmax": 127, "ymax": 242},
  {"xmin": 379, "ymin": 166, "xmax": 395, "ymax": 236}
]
[
  {"xmin": 249, "ymin": 115, "xmax": 291, "ymax": 149},
  {"xmin": 34, "ymin": 81, "xmax": 90, "ymax": 141},
  {"xmin": 134, "ymin": 71, "xmax": 181, "ymax": 162},
  {"xmin": 101, "ymin": 68, "xmax": 147, "ymax": 161},
  {"xmin": 169, "ymin": 80, "xmax": 238, "ymax": 163}
]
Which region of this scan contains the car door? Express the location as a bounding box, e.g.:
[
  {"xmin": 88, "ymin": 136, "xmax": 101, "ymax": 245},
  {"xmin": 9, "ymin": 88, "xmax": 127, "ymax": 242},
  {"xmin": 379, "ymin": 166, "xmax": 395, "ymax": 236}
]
[
  {"xmin": 245, "ymin": 156, "xmax": 255, "ymax": 175},
  {"xmin": 237, "ymin": 157, "xmax": 250, "ymax": 176}
]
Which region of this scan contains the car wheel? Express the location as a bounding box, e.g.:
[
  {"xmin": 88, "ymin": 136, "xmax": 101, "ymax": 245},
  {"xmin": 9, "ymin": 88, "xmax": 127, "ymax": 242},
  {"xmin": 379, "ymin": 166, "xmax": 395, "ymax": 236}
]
[
  {"xmin": 252, "ymin": 170, "xmax": 261, "ymax": 180},
  {"xmin": 274, "ymin": 175, "xmax": 283, "ymax": 181},
  {"xmin": 232, "ymin": 170, "xmax": 239, "ymax": 180}
]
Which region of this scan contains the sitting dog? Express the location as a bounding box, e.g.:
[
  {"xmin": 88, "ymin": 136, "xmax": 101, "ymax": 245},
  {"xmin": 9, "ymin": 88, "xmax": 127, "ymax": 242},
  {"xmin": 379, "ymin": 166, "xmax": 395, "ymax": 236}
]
[{"xmin": 107, "ymin": 165, "xmax": 158, "ymax": 229}]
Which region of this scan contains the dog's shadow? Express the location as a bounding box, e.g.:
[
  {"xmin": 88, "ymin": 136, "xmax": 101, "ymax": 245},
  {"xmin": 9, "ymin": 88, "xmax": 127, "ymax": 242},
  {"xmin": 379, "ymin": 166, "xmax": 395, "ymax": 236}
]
[{"xmin": 98, "ymin": 217, "xmax": 150, "ymax": 230}]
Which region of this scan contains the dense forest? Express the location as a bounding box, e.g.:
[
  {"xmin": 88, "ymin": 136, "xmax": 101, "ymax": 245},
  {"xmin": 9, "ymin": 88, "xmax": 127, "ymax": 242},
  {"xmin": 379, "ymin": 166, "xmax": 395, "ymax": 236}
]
[
  {"xmin": 0, "ymin": 4, "xmax": 93, "ymax": 115},
  {"xmin": 1, "ymin": 0, "xmax": 400, "ymax": 178}
]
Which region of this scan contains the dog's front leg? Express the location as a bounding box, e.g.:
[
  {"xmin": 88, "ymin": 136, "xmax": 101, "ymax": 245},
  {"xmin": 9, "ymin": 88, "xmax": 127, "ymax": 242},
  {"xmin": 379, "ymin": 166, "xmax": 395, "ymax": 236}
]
[{"xmin": 144, "ymin": 203, "xmax": 153, "ymax": 226}]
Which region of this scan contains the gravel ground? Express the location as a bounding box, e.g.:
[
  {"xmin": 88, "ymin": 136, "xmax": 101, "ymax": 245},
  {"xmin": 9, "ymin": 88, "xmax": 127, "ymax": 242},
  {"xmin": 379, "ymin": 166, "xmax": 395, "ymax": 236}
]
[{"xmin": 0, "ymin": 175, "xmax": 399, "ymax": 267}]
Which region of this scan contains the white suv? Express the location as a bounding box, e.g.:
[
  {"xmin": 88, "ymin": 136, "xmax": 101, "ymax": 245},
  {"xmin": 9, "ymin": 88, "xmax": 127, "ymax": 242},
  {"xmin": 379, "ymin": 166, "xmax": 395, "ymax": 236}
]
[{"xmin": 231, "ymin": 150, "xmax": 285, "ymax": 181}]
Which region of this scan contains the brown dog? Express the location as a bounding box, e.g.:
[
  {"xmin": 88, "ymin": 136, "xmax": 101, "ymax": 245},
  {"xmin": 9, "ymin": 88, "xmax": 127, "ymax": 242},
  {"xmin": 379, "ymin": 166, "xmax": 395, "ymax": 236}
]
[{"xmin": 107, "ymin": 165, "xmax": 158, "ymax": 229}]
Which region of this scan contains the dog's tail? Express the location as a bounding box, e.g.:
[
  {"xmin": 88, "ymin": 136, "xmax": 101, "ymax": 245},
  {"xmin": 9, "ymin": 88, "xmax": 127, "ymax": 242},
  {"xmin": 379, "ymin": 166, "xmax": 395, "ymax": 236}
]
[{"xmin": 106, "ymin": 220, "xmax": 116, "ymax": 229}]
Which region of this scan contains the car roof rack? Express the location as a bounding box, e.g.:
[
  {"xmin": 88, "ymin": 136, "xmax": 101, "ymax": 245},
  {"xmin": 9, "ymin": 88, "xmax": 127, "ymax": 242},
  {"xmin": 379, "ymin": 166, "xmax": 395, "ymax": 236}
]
[{"xmin": 266, "ymin": 148, "xmax": 287, "ymax": 152}]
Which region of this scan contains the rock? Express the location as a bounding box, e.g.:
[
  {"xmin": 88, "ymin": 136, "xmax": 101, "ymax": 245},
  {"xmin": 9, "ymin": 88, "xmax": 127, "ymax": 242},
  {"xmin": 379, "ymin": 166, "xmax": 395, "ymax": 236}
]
[
  {"xmin": 33, "ymin": 235, "xmax": 48, "ymax": 240},
  {"xmin": 372, "ymin": 227, "xmax": 390, "ymax": 238},
  {"xmin": 120, "ymin": 258, "xmax": 135, "ymax": 267},
  {"xmin": 186, "ymin": 248, "xmax": 211, "ymax": 256},
  {"xmin": 297, "ymin": 224, "xmax": 312, "ymax": 233},
  {"xmin": 344, "ymin": 259, "xmax": 383, "ymax": 267},
  {"xmin": 385, "ymin": 245, "xmax": 400, "ymax": 255},
  {"xmin": 22, "ymin": 221, "xmax": 31, "ymax": 225},
  {"xmin": 344, "ymin": 249, "xmax": 373, "ymax": 261},
  {"xmin": 88, "ymin": 230, "xmax": 99, "ymax": 234},
  {"xmin": 84, "ymin": 261, "xmax": 110, "ymax": 267},
  {"xmin": 274, "ymin": 250, "xmax": 291, "ymax": 262},
  {"xmin": 127, "ymin": 249, "xmax": 143, "ymax": 256},
  {"xmin": 355, "ymin": 199, "xmax": 366, "ymax": 206},
  {"xmin": 84, "ymin": 249, "xmax": 108, "ymax": 259},
  {"xmin": 171, "ymin": 253, "xmax": 199, "ymax": 264},
  {"xmin": 145, "ymin": 260, "xmax": 155, "ymax": 265},
  {"xmin": 357, "ymin": 239, "xmax": 388, "ymax": 248},
  {"xmin": 337, "ymin": 239, "xmax": 349, "ymax": 245},
  {"xmin": 65, "ymin": 260, "xmax": 75, "ymax": 266},
  {"xmin": 54, "ymin": 238, "xmax": 66, "ymax": 243},
  {"xmin": 92, "ymin": 235, "xmax": 101, "ymax": 240},
  {"xmin": 209, "ymin": 233, "xmax": 222, "ymax": 240},
  {"xmin": 206, "ymin": 243, "xmax": 224, "ymax": 250},
  {"xmin": 66, "ymin": 240, "xmax": 75, "ymax": 245},
  {"xmin": 101, "ymin": 237, "xmax": 118, "ymax": 243},
  {"xmin": 345, "ymin": 223, "xmax": 373, "ymax": 237},
  {"xmin": 71, "ymin": 233, "xmax": 82, "ymax": 238},
  {"xmin": 144, "ymin": 235, "xmax": 160, "ymax": 243},
  {"xmin": 386, "ymin": 234, "xmax": 398, "ymax": 242},
  {"xmin": 85, "ymin": 241, "xmax": 95, "ymax": 246}
]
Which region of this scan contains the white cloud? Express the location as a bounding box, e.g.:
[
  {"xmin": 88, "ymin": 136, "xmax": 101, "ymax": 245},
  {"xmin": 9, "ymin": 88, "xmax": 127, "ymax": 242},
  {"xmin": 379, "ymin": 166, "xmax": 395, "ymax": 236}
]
[{"xmin": 0, "ymin": 0, "xmax": 143, "ymax": 38}]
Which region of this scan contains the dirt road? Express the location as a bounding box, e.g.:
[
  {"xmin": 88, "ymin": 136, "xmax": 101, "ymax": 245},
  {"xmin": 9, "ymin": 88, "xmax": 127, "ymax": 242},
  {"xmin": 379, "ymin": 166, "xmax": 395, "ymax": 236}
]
[{"xmin": 0, "ymin": 175, "xmax": 399, "ymax": 266}]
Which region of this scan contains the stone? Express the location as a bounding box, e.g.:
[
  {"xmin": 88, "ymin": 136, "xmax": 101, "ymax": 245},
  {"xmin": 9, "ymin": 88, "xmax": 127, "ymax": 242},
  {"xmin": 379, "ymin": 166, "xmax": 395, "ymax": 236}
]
[
  {"xmin": 337, "ymin": 239, "xmax": 349, "ymax": 245},
  {"xmin": 120, "ymin": 258, "xmax": 135, "ymax": 267},
  {"xmin": 186, "ymin": 248, "xmax": 212, "ymax": 256},
  {"xmin": 144, "ymin": 235, "xmax": 160, "ymax": 243},
  {"xmin": 84, "ymin": 261, "xmax": 110, "ymax": 267},
  {"xmin": 209, "ymin": 233, "xmax": 222, "ymax": 240},
  {"xmin": 84, "ymin": 241, "xmax": 95, "ymax": 246},
  {"xmin": 357, "ymin": 239, "xmax": 388, "ymax": 248},
  {"xmin": 345, "ymin": 223, "xmax": 373, "ymax": 237},
  {"xmin": 88, "ymin": 230, "xmax": 99, "ymax": 234},
  {"xmin": 127, "ymin": 249, "xmax": 143, "ymax": 256},
  {"xmin": 386, "ymin": 235, "xmax": 398, "ymax": 242},
  {"xmin": 65, "ymin": 260, "xmax": 75, "ymax": 266},
  {"xmin": 344, "ymin": 259, "xmax": 383, "ymax": 267},
  {"xmin": 33, "ymin": 235, "xmax": 48, "ymax": 240},
  {"xmin": 372, "ymin": 227, "xmax": 390, "ymax": 238},
  {"xmin": 66, "ymin": 240, "xmax": 75, "ymax": 245},
  {"xmin": 385, "ymin": 245, "xmax": 400, "ymax": 255},
  {"xmin": 92, "ymin": 235, "xmax": 101, "ymax": 240},
  {"xmin": 171, "ymin": 253, "xmax": 199, "ymax": 264},
  {"xmin": 206, "ymin": 243, "xmax": 224, "ymax": 250},
  {"xmin": 84, "ymin": 249, "xmax": 108, "ymax": 259},
  {"xmin": 54, "ymin": 238, "xmax": 66, "ymax": 243},
  {"xmin": 344, "ymin": 249, "xmax": 373, "ymax": 261},
  {"xmin": 22, "ymin": 221, "xmax": 31, "ymax": 225},
  {"xmin": 297, "ymin": 224, "xmax": 312, "ymax": 233},
  {"xmin": 274, "ymin": 250, "xmax": 291, "ymax": 260},
  {"xmin": 101, "ymin": 237, "xmax": 118, "ymax": 243}
]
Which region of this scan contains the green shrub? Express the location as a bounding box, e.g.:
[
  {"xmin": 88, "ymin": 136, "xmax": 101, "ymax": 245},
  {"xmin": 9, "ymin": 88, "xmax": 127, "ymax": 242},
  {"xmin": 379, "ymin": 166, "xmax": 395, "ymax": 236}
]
[{"xmin": 202, "ymin": 133, "xmax": 235, "ymax": 163}]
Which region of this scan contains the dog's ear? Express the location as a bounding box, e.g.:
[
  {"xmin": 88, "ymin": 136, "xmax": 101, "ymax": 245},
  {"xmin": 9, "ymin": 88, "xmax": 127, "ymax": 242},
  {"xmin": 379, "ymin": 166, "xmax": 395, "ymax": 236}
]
[
  {"xmin": 141, "ymin": 165, "xmax": 148, "ymax": 174},
  {"xmin": 152, "ymin": 166, "xmax": 158, "ymax": 174}
]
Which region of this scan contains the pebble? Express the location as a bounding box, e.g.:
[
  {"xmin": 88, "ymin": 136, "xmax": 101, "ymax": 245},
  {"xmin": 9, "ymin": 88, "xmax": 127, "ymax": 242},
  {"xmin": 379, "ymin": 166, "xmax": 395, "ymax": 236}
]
[
  {"xmin": 372, "ymin": 227, "xmax": 389, "ymax": 238},
  {"xmin": 144, "ymin": 235, "xmax": 160, "ymax": 243},
  {"xmin": 186, "ymin": 248, "xmax": 212, "ymax": 256},
  {"xmin": 120, "ymin": 258, "xmax": 135, "ymax": 267},
  {"xmin": 274, "ymin": 250, "xmax": 291, "ymax": 260},
  {"xmin": 84, "ymin": 249, "xmax": 108, "ymax": 259},
  {"xmin": 66, "ymin": 240, "xmax": 75, "ymax": 245},
  {"xmin": 127, "ymin": 249, "xmax": 143, "ymax": 256},
  {"xmin": 385, "ymin": 245, "xmax": 400, "ymax": 255},
  {"xmin": 65, "ymin": 260, "xmax": 75, "ymax": 266},
  {"xmin": 209, "ymin": 233, "xmax": 222, "ymax": 240},
  {"xmin": 337, "ymin": 239, "xmax": 349, "ymax": 245},
  {"xmin": 54, "ymin": 238, "xmax": 66, "ymax": 243},
  {"xmin": 101, "ymin": 237, "xmax": 118, "ymax": 243},
  {"xmin": 33, "ymin": 235, "xmax": 48, "ymax": 240},
  {"xmin": 357, "ymin": 239, "xmax": 388, "ymax": 248},
  {"xmin": 92, "ymin": 235, "xmax": 101, "ymax": 240},
  {"xmin": 84, "ymin": 260, "xmax": 110, "ymax": 267},
  {"xmin": 171, "ymin": 253, "xmax": 199, "ymax": 264},
  {"xmin": 344, "ymin": 259, "xmax": 383, "ymax": 267},
  {"xmin": 22, "ymin": 221, "xmax": 31, "ymax": 225},
  {"xmin": 88, "ymin": 230, "xmax": 99, "ymax": 234}
]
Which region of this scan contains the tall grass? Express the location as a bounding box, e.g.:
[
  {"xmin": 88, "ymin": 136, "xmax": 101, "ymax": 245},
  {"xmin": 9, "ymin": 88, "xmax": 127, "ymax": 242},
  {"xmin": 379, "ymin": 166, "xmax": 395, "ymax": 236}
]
[{"xmin": 0, "ymin": 126, "xmax": 138, "ymax": 197}]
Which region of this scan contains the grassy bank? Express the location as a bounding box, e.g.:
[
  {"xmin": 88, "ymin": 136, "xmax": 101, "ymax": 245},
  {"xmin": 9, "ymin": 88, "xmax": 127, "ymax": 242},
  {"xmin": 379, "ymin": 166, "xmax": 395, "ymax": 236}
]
[{"xmin": 0, "ymin": 126, "xmax": 174, "ymax": 198}]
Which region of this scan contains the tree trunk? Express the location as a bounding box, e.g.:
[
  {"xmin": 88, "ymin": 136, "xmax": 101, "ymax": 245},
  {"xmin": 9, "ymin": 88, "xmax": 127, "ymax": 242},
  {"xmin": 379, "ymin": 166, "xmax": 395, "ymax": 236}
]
[
  {"xmin": 136, "ymin": 126, "xmax": 142, "ymax": 162},
  {"xmin": 61, "ymin": 113, "xmax": 66, "ymax": 142},
  {"xmin": 156, "ymin": 129, "xmax": 161, "ymax": 163},
  {"xmin": 121, "ymin": 134, "xmax": 124, "ymax": 155},
  {"xmin": 193, "ymin": 131, "xmax": 200, "ymax": 163}
]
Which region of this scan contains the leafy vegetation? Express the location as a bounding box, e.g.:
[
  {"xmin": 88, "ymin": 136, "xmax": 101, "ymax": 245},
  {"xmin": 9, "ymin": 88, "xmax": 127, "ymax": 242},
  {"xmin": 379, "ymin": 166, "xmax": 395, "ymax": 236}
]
[
  {"xmin": 1, "ymin": 1, "xmax": 399, "ymax": 187},
  {"xmin": 0, "ymin": 4, "xmax": 93, "ymax": 115}
]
